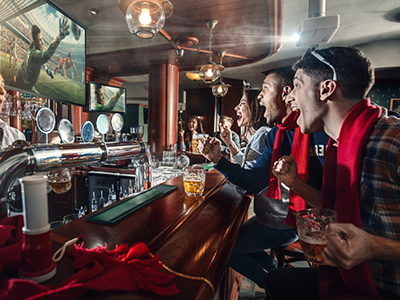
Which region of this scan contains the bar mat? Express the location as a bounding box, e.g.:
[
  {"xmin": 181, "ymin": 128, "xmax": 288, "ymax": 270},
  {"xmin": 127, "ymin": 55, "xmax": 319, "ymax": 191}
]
[
  {"xmin": 201, "ymin": 162, "xmax": 215, "ymax": 171},
  {"xmin": 86, "ymin": 184, "xmax": 178, "ymax": 225}
]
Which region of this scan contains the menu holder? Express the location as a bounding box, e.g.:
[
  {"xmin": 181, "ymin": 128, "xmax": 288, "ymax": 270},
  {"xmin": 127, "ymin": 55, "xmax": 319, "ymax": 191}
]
[{"xmin": 86, "ymin": 184, "xmax": 178, "ymax": 225}]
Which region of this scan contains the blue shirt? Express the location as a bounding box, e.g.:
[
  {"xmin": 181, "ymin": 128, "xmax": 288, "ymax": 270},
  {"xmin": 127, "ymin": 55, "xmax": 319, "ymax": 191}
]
[{"xmin": 215, "ymin": 126, "xmax": 329, "ymax": 194}]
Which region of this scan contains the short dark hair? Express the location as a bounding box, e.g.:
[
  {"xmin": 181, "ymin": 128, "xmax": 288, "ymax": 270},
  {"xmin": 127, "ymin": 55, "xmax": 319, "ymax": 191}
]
[
  {"xmin": 263, "ymin": 66, "xmax": 295, "ymax": 89},
  {"xmin": 94, "ymin": 84, "xmax": 103, "ymax": 96},
  {"xmin": 293, "ymin": 46, "xmax": 374, "ymax": 100},
  {"xmin": 31, "ymin": 25, "xmax": 41, "ymax": 40},
  {"xmin": 219, "ymin": 115, "xmax": 234, "ymax": 125}
]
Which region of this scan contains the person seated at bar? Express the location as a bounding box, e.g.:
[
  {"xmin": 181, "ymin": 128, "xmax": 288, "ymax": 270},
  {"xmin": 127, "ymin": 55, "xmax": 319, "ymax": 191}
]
[
  {"xmin": 179, "ymin": 116, "xmax": 205, "ymax": 151},
  {"xmin": 264, "ymin": 46, "xmax": 400, "ymax": 300},
  {"xmin": 198, "ymin": 66, "xmax": 329, "ymax": 291},
  {"xmin": 220, "ymin": 88, "xmax": 270, "ymax": 169},
  {"xmin": 212, "ymin": 115, "xmax": 240, "ymax": 154},
  {"xmin": 0, "ymin": 72, "xmax": 25, "ymax": 148}
]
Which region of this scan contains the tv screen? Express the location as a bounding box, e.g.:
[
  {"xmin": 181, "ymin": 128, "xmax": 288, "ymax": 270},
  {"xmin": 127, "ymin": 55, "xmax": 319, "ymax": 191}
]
[
  {"xmin": 89, "ymin": 81, "xmax": 126, "ymax": 113},
  {"xmin": 0, "ymin": 0, "xmax": 86, "ymax": 106}
]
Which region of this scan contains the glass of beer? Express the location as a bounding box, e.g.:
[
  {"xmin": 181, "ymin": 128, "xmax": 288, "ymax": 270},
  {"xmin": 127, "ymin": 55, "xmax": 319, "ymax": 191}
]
[
  {"xmin": 295, "ymin": 208, "xmax": 337, "ymax": 265},
  {"xmin": 192, "ymin": 133, "xmax": 208, "ymax": 153},
  {"xmin": 183, "ymin": 165, "xmax": 206, "ymax": 197},
  {"xmin": 47, "ymin": 168, "xmax": 72, "ymax": 194}
]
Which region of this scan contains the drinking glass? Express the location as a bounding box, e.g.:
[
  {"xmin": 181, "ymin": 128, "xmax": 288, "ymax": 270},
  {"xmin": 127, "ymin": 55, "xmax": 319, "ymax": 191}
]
[
  {"xmin": 162, "ymin": 150, "xmax": 177, "ymax": 168},
  {"xmin": 183, "ymin": 165, "xmax": 206, "ymax": 197},
  {"xmin": 295, "ymin": 208, "xmax": 337, "ymax": 265},
  {"xmin": 177, "ymin": 153, "xmax": 190, "ymax": 169},
  {"xmin": 191, "ymin": 133, "xmax": 208, "ymax": 153},
  {"xmin": 63, "ymin": 213, "xmax": 78, "ymax": 224},
  {"xmin": 50, "ymin": 220, "xmax": 63, "ymax": 230},
  {"xmin": 130, "ymin": 125, "xmax": 144, "ymax": 142},
  {"xmin": 47, "ymin": 168, "xmax": 72, "ymax": 194}
]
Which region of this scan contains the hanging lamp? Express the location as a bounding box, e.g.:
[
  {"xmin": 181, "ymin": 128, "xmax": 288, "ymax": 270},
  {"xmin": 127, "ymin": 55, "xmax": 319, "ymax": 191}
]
[
  {"xmin": 119, "ymin": 0, "xmax": 173, "ymax": 39},
  {"xmin": 211, "ymin": 51, "xmax": 230, "ymax": 97},
  {"xmin": 195, "ymin": 20, "xmax": 224, "ymax": 83},
  {"xmin": 211, "ymin": 78, "xmax": 230, "ymax": 97}
]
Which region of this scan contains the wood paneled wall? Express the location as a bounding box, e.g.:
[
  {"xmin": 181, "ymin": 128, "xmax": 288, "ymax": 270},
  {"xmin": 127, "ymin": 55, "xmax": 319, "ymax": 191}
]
[{"xmin": 184, "ymin": 78, "xmax": 243, "ymax": 137}]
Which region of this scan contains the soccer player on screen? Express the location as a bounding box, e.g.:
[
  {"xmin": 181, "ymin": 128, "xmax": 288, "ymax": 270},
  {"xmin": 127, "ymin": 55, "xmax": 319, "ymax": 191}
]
[
  {"xmin": 8, "ymin": 37, "xmax": 18, "ymax": 70},
  {"xmin": 94, "ymin": 85, "xmax": 124, "ymax": 111},
  {"xmin": 54, "ymin": 52, "xmax": 80, "ymax": 79},
  {"xmin": 8, "ymin": 17, "xmax": 70, "ymax": 93}
]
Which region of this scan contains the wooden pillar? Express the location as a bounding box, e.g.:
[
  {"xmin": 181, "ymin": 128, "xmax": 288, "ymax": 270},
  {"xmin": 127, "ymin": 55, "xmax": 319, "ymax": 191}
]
[{"xmin": 148, "ymin": 63, "xmax": 179, "ymax": 152}]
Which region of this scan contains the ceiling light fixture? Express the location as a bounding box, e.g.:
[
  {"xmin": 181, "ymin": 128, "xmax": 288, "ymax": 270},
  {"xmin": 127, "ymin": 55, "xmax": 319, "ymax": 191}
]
[
  {"xmin": 211, "ymin": 78, "xmax": 230, "ymax": 97},
  {"xmin": 211, "ymin": 51, "xmax": 230, "ymax": 97},
  {"xmin": 196, "ymin": 20, "xmax": 224, "ymax": 83},
  {"xmin": 185, "ymin": 72, "xmax": 201, "ymax": 81},
  {"xmin": 118, "ymin": 0, "xmax": 173, "ymax": 39},
  {"xmin": 90, "ymin": 8, "xmax": 99, "ymax": 15}
]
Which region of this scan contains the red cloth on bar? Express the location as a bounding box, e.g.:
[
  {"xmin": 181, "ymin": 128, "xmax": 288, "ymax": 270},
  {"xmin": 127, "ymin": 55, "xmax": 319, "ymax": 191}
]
[
  {"xmin": 0, "ymin": 227, "xmax": 179, "ymax": 300},
  {"xmin": 0, "ymin": 215, "xmax": 23, "ymax": 279},
  {"xmin": 319, "ymin": 98, "xmax": 383, "ymax": 300},
  {"xmin": 265, "ymin": 111, "xmax": 309, "ymax": 227}
]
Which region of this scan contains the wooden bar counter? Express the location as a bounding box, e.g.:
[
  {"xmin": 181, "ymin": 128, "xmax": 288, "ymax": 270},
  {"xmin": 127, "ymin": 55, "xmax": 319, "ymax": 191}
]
[{"xmin": 48, "ymin": 169, "xmax": 251, "ymax": 300}]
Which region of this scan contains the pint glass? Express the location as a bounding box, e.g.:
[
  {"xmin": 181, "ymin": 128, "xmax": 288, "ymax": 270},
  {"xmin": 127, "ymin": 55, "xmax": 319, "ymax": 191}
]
[
  {"xmin": 183, "ymin": 165, "xmax": 205, "ymax": 197},
  {"xmin": 295, "ymin": 208, "xmax": 337, "ymax": 265},
  {"xmin": 192, "ymin": 133, "xmax": 208, "ymax": 153}
]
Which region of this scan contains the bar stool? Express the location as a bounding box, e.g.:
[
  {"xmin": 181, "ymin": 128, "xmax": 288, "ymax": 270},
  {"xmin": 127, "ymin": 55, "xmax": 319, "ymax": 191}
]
[{"xmin": 270, "ymin": 240, "xmax": 313, "ymax": 268}]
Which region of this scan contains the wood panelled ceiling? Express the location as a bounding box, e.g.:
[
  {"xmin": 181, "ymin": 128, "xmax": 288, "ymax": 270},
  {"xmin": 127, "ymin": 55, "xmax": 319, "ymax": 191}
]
[{"xmin": 86, "ymin": 0, "xmax": 282, "ymax": 78}]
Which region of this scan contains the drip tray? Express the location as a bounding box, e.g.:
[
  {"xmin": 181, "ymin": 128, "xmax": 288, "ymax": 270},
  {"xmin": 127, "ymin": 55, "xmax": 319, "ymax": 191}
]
[{"xmin": 86, "ymin": 184, "xmax": 177, "ymax": 225}]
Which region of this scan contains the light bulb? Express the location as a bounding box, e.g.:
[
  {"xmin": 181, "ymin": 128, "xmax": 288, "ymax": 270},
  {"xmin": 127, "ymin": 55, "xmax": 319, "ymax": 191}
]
[
  {"xmin": 217, "ymin": 86, "xmax": 223, "ymax": 93},
  {"xmin": 205, "ymin": 68, "xmax": 213, "ymax": 78},
  {"xmin": 139, "ymin": 3, "xmax": 151, "ymax": 25}
]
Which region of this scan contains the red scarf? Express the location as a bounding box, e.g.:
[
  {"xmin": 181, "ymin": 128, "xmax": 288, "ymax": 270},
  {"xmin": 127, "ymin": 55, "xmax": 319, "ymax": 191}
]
[
  {"xmin": 0, "ymin": 215, "xmax": 23, "ymax": 278},
  {"xmin": 0, "ymin": 241, "xmax": 179, "ymax": 299},
  {"xmin": 265, "ymin": 111, "xmax": 309, "ymax": 227},
  {"xmin": 319, "ymin": 98, "xmax": 382, "ymax": 300}
]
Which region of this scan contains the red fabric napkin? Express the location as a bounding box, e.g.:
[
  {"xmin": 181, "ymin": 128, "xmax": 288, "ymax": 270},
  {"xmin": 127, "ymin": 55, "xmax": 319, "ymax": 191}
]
[
  {"xmin": 319, "ymin": 98, "xmax": 382, "ymax": 300},
  {"xmin": 63, "ymin": 242, "xmax": 179, "ymax": 295},
  {"xmin": 0, "ymin": 241, "xmax": 179, "ymax": 299},
  {"xmin": 0, "ymin": 215, "xmax": 23, "ymax": 279},
  {"xmin": 265, "ymin": 111, "xmax": 309, "ymax": 227}
]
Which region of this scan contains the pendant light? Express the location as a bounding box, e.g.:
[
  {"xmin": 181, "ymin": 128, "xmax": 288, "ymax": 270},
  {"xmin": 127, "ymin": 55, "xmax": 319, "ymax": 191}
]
[
  {"xmin": 196, "ymin": 20, "xmax": 224, "ymax": 83},
  {"xmin": 119, "ymin": 0, "xmax": 173, "ymax": 39},
  {"xmin": 211, "ymin": 51, "xmax": 230, "ymax": 97},
  {"xmin": 211, "ymin": 78, "xmax": 230, "ymax": 97}
]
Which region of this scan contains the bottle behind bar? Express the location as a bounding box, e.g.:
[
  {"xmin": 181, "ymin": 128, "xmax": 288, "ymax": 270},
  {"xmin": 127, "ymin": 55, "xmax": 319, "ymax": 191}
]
[
  {"xmin": 128, "ymin": 180, "xmax": 133, "ymax": 195},
  {"xmin": 99, "ymin": 190, "xmax": 105, "ymax": 208},
  {"xmin": 91, "ymin": 191, "xmax": 97, "ymax": 212},
  {"xmin": 119, "ymin": 186, "xmax": 124, "ymax": 201},
  {"xmin": 111, "ymin": 184, "xmax": 117, "ymax": 203}
]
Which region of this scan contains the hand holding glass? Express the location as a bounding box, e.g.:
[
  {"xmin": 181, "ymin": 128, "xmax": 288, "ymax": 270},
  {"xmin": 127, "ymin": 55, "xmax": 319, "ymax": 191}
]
[
  {"xmin": 183, "ymin": 166, "xmax": 205, "ymax": 197},
  {"xmin": 192, "ymin": 133, "xmax": 208, "ymax": 153},
  {"xmin": 296, "ymin": 208, "xmax": 337, "ymax": 265}
]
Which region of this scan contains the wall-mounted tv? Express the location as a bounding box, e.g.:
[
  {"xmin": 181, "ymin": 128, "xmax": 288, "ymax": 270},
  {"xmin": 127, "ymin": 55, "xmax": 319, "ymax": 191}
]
[
  {"xmin": 88, "ymin": 81, "xmax": 126, "ymax": 113},
  {"xmin": 0, "ymin": 0, "xmax": 86, "ymax": 106}
]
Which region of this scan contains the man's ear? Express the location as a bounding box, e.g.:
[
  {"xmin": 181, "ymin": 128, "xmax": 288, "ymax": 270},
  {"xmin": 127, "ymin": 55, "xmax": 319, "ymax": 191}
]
[
  {"xmin": 319, "ymin": 80, "xmax": 337, "ymax": 101},
  {"xmin": 281, "ymin": 86, "xmax": 292, "ymax": 100}
]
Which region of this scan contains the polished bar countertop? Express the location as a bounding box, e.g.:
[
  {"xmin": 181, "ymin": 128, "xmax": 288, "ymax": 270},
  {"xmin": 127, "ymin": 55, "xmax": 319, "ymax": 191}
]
[{"xmin": 48, "ymin": 169, "xmax": 251, "ymax": 299}]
